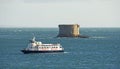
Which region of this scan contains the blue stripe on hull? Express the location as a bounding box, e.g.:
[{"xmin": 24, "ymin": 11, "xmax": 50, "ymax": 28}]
[{"xmin": 21, "ymin": 50, "xmax": 64, "ymax": 54}]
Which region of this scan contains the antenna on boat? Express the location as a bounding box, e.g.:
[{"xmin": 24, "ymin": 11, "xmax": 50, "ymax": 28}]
[
  {"xmin": 29, "ymin": 33, "xmax": 36, "ymax": 43},
  {"xmin": 32, "ymin": 33, "xmax": 35, "ymax": 41}
]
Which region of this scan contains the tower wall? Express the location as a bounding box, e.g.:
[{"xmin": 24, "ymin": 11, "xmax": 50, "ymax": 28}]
[{"xmin": 57, "ymin": 24, "xmax": 80, "ymax": 37}]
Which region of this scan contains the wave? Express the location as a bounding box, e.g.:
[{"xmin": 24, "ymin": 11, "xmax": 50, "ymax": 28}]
[
  {"xmin": 91, "ymin": 36, "xmax": 106, "ymax": 39},
  {"xmin": 64, "ymin": 52, "xmax": 70, "ymax": 54}
]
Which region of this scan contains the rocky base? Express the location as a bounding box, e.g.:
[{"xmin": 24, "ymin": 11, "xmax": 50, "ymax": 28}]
[{"xmin": 57, "ymin": 35, "xmax": 89, "ymax": 38}]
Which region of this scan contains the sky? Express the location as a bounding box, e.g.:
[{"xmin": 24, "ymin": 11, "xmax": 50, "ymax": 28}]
[{"xmin": 0, "ymin": 0, "xmax": 120, "ymax": 28}]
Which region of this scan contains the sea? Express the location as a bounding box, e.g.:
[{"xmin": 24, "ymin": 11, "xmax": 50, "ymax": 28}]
[{"xmin": 0, "ymin": 28, "xmax": 120, "ymax": 69}]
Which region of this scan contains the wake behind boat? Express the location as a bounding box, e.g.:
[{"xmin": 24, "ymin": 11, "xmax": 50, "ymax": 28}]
[{"xmin": 21, "ymin": 37, "xmax": 64, "ymax": 54}]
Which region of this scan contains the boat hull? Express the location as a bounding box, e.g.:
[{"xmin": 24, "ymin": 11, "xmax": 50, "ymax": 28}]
[{"xmin": 21, "ymin": 50, "xmax": 64, "ymax": 54}]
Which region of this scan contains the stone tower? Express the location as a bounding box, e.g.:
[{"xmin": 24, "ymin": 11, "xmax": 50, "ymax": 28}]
[{"xmin": 57, "ymin": 24, "xmax": 80, "ymax": 37}]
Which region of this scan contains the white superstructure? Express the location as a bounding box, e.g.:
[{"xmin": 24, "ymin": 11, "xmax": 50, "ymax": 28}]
[{"xmin": 25, "ymin": 37, "xmax": 64, "ymax": 51}]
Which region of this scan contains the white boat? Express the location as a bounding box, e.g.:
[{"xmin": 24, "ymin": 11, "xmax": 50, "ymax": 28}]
[{"xmin": 21, "ymin": 37, "xmax": 64, "ymax": 54}]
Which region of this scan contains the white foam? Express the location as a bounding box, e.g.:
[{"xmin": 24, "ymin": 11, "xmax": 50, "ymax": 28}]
[
  {"xmin": 64, "ymin": 52, "xmax": 69, "ymax": 54},
  {"xmin": 91, "ymin": 36, "xmax": 106, "ymax": 39}
]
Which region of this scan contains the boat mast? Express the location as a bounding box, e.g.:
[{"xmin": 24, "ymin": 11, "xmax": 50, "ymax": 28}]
[
  {"xmin": 32, "ymin": 36, "xmax": 35, "ymax": 42},
  {"xmin": 29, "ymin": 36, "xmax": 36, "ymax": 43}
]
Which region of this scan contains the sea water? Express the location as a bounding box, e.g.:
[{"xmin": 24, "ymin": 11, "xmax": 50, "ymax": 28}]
[{"xmin": 0, "ymin": 28, "xmax": 120, "ymax": 69}]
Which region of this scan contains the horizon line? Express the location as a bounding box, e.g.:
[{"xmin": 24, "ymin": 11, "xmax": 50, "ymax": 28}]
[{"xmin": 0, "ymin": 26, "xmax": 120, "ymax": 28}]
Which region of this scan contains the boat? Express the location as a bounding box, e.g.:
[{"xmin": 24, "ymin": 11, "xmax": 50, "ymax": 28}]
[{"xmin": 21, "ymin": 37, "xmax": 64, "ymax": 54}]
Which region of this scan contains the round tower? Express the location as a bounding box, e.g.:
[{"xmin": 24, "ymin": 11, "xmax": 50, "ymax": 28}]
[{"xmin": 57, "ymin": 24, "xmax": 80, "ymax": 37}]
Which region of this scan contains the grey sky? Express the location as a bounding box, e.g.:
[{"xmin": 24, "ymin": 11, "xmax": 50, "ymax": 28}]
[{"xmin": 0, "ymin": 0, "xmax": 120, "ymax": 27}]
